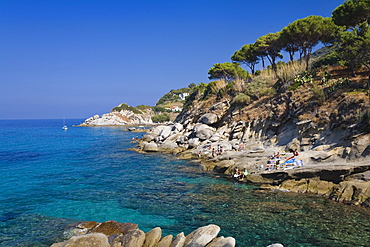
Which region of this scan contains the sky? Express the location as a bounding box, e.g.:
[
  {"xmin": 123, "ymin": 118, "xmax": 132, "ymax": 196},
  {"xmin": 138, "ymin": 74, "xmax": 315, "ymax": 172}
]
[{"xmin": 0, "ymin": 0, "xmax": 345, "ymax": 119}]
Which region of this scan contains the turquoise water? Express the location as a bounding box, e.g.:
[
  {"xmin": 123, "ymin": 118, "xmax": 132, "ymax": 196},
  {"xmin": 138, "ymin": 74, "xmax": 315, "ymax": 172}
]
[{"xmin": 0, "ymin": 119, "xmax": 369, "ymax": 247}]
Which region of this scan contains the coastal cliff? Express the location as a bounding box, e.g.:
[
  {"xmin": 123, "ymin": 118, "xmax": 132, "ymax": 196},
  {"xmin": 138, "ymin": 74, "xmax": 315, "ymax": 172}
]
[
  {"xmin": 136, "ymin": 66, "xmax": 370, "ymax": 206},
  {"xmin": 79, "ymin": 103, "xmax": 155, "ymax": 126}
]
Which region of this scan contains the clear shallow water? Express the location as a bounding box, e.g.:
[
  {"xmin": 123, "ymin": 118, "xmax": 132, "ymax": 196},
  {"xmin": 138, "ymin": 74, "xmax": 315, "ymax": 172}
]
[{"xmin": 0, "ymin": 119, "xmax": 369, "ymax": 247}]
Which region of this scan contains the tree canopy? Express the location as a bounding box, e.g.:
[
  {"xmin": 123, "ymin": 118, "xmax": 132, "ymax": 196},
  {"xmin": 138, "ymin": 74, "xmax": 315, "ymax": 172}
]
[
  {"xmin": 332, "ymin": 0, "xmax": 370, "ymax": 28},
  {"xmin": 255, "ymin": 32, "xmax": 283, "ymax": 73},
  {"xmin": 208, "ymin": 62, "xmax": 249, "ymax": 82},
  {"xmin": 231, "ymin": 44, "xmax": 260, "ymax": 75}
]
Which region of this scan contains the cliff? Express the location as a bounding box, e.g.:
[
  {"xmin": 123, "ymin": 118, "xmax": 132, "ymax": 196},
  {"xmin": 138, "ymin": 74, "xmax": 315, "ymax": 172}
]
[
  {"xmin": 79, "ymin": 103, "xmax": 155, "ymax": 126},
  {"xmin": 137, "ymin": 66, "xmax": 370, "ymax": 205}
]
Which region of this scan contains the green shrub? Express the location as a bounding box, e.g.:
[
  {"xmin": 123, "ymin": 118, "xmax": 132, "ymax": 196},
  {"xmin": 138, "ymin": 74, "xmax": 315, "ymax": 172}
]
[
  {"xmin": 287, "ymin": 71, "xmax": 313, "ymax": 91},
  {"xmin": 112, "ymin": 103, "xmax": 142, "ymax": 114},
  {"xmin": 155, "ymin": 87, "xmax": 192, "ymax": 106},
  {"xmin": 152, "ymin": 113, "xmax": 170, "ymax": 123},
  {"xmin": 245, "ymin": 77, "xmax": 276, "ymax": 99},
  {"xmin": 311, "ymin": 84, "xmax": 326, "ymax": 104},
  {"xmin": 232, "ymin": 93, "xmax": 251, "ymax": 107},
  {"xmin": 136, "ymin": 105, "xmax": 152, "ymax": 111}
]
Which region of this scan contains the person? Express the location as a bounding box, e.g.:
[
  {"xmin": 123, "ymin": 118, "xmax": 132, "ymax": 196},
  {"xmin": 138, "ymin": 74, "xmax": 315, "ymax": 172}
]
[
  {"xmin": 212, "ymin": 148, "xmax": 216, "ymax": 158},
  {"xmin": 294, "ymin": 149, "xmax": 299, "ymax": 156},
  {"xmin": 233, "ymin": 168, "xmax": 241, "ymax": 179},
  {"xmin": 241, "ymin": 169, "xmax": 248, "ymax": 179},
  {"xmin": 217, "ymin": 145, "xmax": 223, "ymax": 155}
]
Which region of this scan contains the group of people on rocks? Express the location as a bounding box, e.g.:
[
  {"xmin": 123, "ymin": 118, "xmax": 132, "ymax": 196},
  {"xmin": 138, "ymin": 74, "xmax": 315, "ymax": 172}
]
[
  {"xmin": 211, "ymin": 145, "xmax": 223, "ymax": 158},
  {"xmin": 265, "ymin": 149, "xmax": 300, "ymax": 171},
  {"xmin": 232, "ymin": 167, "xmax": 248, "ymax": 180}
]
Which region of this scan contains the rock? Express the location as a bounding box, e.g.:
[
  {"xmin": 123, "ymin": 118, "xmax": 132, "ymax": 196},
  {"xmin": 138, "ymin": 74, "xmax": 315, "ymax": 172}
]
[
  {"xmin": 198, "ymin": 113, "xmax": 218, "ymax": 125},
  {"xmin": 193, "ymin": 124, "xmax": 216, "ymax": 141},
  {"xmin": 349, "ymin": 134, "xmax": 370, "ymax": 159},
  {"xmin": 188, "ymin": 138, "xmax": 200, "ymax": 149},
  {"xmin": 143, "ymin": 142, "xmax": 159, "ymax": 152},
  {"xmin": 120, "ymin": 229, "xmax": 146, "ymax": 247},
  {"xmin": 206, "ymin": 236, "xmax": 235, "ymax": 247},
  {"xmin": 266, "ymin": 244, "xmax": 284, "ymax": 247},
  {"xmin": 76, "ymin": 221, "xmax": 100, "ymax": 233},
  {"xmin": 160, "ymin": 126, "xmax": 173, "ymax": 140},
  {"xmin": 173, "ymin": 123, "xmax": 184, "ymax": 132},
  {"xmin": 143, "ymin": 227, "xmax": 162, "ymax": 247},
  {"xmin": 286, "ymin": 138, "xmax": 300, "ymax": 152},
  {"xmin": 170, "ymin": 232, "xmax": 186, "ymax": 247},
  {"xmin": 79, "ymin": 106, "xmax": 154, "ymax": 126},
  {"xmin": 89, "ymin": 220, "xmax": 124, "ymax": 235},
  {"xmin": 184, "ymin": 224, "xmax": 220, "ymax": 247},
  {"xmin": 118, "ymin": 222, "xmax": 139, "ymax": 235},
  {"xmin": 157, "ymin": 235, "xmax": 173, "ymax": 247},
  {"xmin": 210, "ymin": 133, "xmax": 222, "ymax": 142},
  {"xmin": 213, "ymin": 160, "xmax": 235, "ymax": 173},
  {"xmin": 159, "ymin": 140, "xmax": 179, "ymax": 150},
  {"xmin": 51, "ymin": 233, "xmax": 109, "ymax": 247}
]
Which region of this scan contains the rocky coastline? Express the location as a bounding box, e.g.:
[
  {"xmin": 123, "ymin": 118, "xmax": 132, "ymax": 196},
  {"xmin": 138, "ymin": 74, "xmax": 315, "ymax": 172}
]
[
  {"xmin": 135, "ymin": 110, "xmax": 370, "ymax": 206},
  {"xmin": 51, "ymin": 221, "xmax": 283, "ymax": 247},
  {"xmin": 79, "ymin": 106, "xmax": 155, "ymax": 126}
]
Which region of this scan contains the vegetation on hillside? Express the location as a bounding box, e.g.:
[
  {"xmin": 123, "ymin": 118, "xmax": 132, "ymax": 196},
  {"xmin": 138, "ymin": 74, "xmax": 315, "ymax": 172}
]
[
  {"xmin": 111, "ymin": 103, "xmax": 152, "ymax": 114},
  {"xmin": 155, "ymin": 87, "xmax": 192, "ymax": 106},
  {"xmin": 178, "ymin": 0, "xmax": 370, "ymax": 132}
]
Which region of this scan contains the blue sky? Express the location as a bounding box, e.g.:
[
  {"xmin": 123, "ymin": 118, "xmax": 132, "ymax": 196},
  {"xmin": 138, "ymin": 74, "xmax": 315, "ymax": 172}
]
[{"xmin": 0, "ymin": 0, "xmax": 344, "ymax": 119}]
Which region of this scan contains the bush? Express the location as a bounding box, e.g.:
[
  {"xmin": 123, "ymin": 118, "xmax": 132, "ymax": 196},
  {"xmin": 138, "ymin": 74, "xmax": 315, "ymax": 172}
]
[
  {"xmin": 311, "ymin": 84, "xmax": 326, "ymax": 104},
  {"xmin": 287, "ymin": 71, "xmax": 313, "ymax": 91},
  {"xmin": 183, "ymin": 83, "xmax": 207, "ymax": 110},
  {"xmin": 245, "ymin": 76, "xmax": 276, "ymax": 99},
  {"xmin": 112, "ymin": 103, "xmax": 142, "ymax": 114},
  {"xmin": 232, "ymin": 93, "xmax": 251, "ymax": 107},
  {"xmin": 151, "ymin": 113, "xmax": 170, "ymax": 123}
]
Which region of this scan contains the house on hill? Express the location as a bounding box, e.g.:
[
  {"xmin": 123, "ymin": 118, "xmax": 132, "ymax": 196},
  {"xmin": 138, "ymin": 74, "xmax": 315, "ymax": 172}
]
[{"xmin": 179, "ymin": 93, "xmax": 189, "ymax": 101}]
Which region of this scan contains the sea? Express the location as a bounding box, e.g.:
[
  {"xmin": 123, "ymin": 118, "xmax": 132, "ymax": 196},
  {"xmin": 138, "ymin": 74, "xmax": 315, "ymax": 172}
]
[{"xmin": 0, "ymin": 119, "xmax": 369, "ymax": 247}]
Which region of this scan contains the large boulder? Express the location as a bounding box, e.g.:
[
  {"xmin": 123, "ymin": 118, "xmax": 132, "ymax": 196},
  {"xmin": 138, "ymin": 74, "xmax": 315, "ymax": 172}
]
[
  {"xmin": 143, "ymin": 142, "xmax": 159, "ymax": 152},
  {"xmin": 349, "ymin": 134, "xmax": 370, "ymax": 159},
  {"xmin": 160, "ymin": 126, "xmax": 173, "ymax": 140},
  {"xmin": 157, "ymin": 235, "xmax": 173, "ymax": 247},
  {"xmin": 170, "ymin": 232, "xmax": 186, "ymax": 247},
  {"xmin": 206, "ymin": 236, "xmax": 235, "ymax": 247},
  {"xmin": 51, "ymin": 233, "xmax": 109, "ymax": 247},
  {"xmin": 193, "ymin": 124, "xmax": 216, "ymax": 141},
  {"xmin": 159, "ymin": 140, "xmax": 179, "ymax": 150},
  {"xmin": 144, "ymin": 227, "xmax": 162, "ymax": 247},
  {"xmin": 188, "ymin": 138, "xmax": 200, "ymax": 149},
  {"xmin": 173, "ymin": 123, "xmax": 184, "ymax": 132},
  {"xmin": 198, "ymin": 113, "xmax": 218, "ymax": 125},
  {"xmin": 89, "ymin": 220, "xmax": 124, "ymax": 235},
  {"xmin": 120, "ymin": 229, "xmax": 146, "ymax": 247},
  {"xmin": 184, "ymin": 224, "xmax": 220, "ymax": 247}
]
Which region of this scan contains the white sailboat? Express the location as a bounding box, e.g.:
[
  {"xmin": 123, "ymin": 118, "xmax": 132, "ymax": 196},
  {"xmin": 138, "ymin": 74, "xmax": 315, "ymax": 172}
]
[{"xmin": 62, "ymin": 118, "xmax": 68, "ymax": 130}]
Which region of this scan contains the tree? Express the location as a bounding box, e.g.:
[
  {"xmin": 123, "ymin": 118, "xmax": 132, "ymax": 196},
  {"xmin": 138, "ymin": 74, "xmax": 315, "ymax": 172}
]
[
  {"xmin": 332, "ymin": 0, "xmax": 370, "ymax": 28},
  {"xmin": 231, "ymin": 44, "xmax": 259, "ymax": 75},
  {"xmin": 281, "ymin": 16, "xmax": 339, "ymax": 70},
  {"xmin": 337, "ymin": 22, "xmax": 370, "ymax": 87},
  {"xmin": 280, "ymin": 27, "xmax": 300, "ymax": 62},
  {"xmin": 255, "ymin": 32, "xmax": 283, "ymax": 74},
  {"xmin": 208, "ymin": 62, "xmax": 249, "ymax": 82},
  {"xmin": 188, "ymin": 83, "xmax": 196, "ymax": 89}
]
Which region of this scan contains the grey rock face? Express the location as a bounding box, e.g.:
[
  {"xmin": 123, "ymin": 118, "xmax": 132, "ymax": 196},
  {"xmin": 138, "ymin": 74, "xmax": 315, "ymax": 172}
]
[
  {"xmin": 198, "ymin": 113, "xmax": 218, "ymax": 125},
  {"xmin": 184, "ymin": 224, "xmax": 220, "ymax": 247}
]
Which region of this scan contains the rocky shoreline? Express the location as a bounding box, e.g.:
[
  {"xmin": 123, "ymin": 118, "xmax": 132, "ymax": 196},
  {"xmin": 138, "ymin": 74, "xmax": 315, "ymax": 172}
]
[
  {"xmin": 135, "ymin": 120, "xmax": 370, "ymax": 206},
  {"xmin": 51, "ymin": 221, "xmax": 283, "ymax": 247}
]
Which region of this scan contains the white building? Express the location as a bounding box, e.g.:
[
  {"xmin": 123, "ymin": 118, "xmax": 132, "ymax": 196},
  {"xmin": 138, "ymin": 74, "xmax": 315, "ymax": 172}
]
[{"xmin": 179, "ymin": 93, "xmax": 189, "ymax": 101}]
